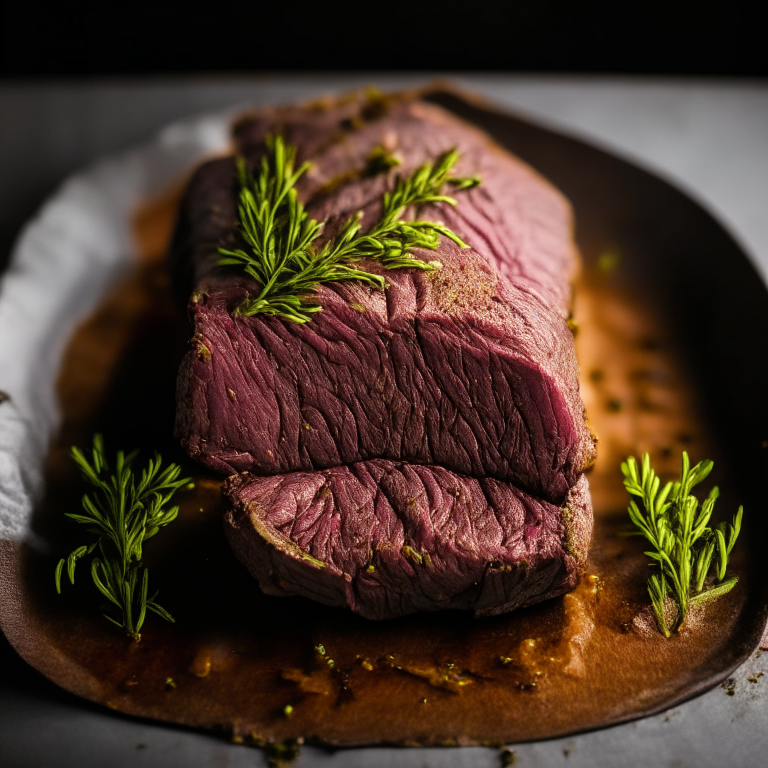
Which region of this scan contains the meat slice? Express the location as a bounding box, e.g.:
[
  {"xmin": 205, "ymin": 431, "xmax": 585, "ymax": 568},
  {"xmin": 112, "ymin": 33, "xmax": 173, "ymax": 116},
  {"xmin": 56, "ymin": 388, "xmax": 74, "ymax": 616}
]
[
  {"xmin": 224, "ymin": 462, "xmax": 592, "ymax": 620},
  {"xmin": 172, "ymin": 91, "xmax": 596, "ymax": 618},
  {"xmin": 172, "ymin": 95, "xmax": 596, "ymax": 504}
]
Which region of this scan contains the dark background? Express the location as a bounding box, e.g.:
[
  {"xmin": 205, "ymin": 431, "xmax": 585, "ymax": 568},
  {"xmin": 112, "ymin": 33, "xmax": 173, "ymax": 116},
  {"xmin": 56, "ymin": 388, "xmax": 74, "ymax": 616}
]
[{"xmin": 2, "ymin": 4, "xmax": 767, "ymax": 78}]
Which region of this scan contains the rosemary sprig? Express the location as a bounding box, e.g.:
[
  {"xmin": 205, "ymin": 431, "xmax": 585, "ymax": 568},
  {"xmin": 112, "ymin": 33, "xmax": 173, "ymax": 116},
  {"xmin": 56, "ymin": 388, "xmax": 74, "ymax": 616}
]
[
  {"xmin": 218, "ymin": 135, "xmax": 480, "ymax": 323},
  {"xmin": 55, "ymin": 435, "xmax": 190, "ymax": 641},
  {"xmin": 622, "ymin": 452, "xmax": 742, "ymax": 637}
]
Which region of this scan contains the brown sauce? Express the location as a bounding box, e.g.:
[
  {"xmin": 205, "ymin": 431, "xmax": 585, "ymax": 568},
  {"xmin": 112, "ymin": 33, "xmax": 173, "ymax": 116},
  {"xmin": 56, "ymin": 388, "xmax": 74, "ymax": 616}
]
[{"xmin": 5, "ymin": 181, "xmax": 752, "ymax": 748}]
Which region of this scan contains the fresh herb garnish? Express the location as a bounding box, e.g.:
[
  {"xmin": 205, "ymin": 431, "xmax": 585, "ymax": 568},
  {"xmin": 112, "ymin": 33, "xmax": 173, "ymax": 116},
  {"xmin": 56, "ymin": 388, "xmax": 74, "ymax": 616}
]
[
  {"xmin": 622, "ymin": 452, "xmax": 742, "ymax": 637},
  {"xmin": 55, "ymin": 435, "xmax": 190, "ymax": 641},
  {"xmin": 217, "ymin": 135, "xmax": 480, "ymax": 324}
]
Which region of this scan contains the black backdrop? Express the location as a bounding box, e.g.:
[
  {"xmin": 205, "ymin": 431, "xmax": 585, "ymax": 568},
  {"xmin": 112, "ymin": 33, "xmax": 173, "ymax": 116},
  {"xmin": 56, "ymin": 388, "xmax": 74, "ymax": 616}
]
[{"xmin": 2, "ymin": 3, "xmax": 766, "ymax": 78}]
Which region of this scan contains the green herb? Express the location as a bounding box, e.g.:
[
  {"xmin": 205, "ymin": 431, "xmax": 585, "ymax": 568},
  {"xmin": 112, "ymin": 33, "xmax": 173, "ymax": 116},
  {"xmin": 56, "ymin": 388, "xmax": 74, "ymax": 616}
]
[
  {"xmin": 622, "ymin": 452, "xmax": 742, "ymax": 637},
  {"xmin": 218, "ymin": 135, "xmax": 480, "ymax": 324},
  {"xmin": 365, "ymin": 144, "xmax": 401, "ymax": 175},
  {"xmin": 55, "ymin": 435, "xmax": 190, "ymax": 641},
  {"xmin": 265, "ymin": 740, "xmax": 301, "ymax": 768}
]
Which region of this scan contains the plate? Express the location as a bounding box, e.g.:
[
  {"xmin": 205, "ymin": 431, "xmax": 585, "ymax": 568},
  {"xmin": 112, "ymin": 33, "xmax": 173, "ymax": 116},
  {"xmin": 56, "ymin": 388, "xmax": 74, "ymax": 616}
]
[{"xmin": 2, "ymin": 85, "xmax": 768, "ymax": 757}]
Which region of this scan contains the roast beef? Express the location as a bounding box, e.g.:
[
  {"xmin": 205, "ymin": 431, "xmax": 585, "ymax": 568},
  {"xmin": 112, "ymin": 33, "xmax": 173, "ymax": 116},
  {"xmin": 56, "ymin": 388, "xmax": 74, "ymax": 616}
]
[
  {"xmin": 224, "ymin": 463, "xmax": 592, "ymax": 619},
  {"xmin": 171, "ymin": 91, "xmax": 596, "ymax": 619},
  {"xmin": 173, "ymin": 96, "xmax": 596, "ymax": 502}
]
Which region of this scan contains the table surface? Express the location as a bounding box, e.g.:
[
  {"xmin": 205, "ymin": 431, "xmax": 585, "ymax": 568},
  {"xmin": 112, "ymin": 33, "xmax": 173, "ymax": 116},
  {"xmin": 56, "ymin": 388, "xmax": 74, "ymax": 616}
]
[{"xmin": 1, "ymin": 74, "xmax": 768, "ymax": 768}]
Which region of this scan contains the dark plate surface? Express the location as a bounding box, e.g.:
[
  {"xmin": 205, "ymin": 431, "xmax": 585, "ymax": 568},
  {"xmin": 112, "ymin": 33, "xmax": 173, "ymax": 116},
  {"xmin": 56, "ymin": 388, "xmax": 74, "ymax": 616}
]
[{"xmin": 2, "ymin": 85, "xmax": 767, "ymax": 750}]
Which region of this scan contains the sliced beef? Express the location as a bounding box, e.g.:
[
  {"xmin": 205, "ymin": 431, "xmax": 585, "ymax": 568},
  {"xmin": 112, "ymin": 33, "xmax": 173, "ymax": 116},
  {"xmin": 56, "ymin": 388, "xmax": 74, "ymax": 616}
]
[
  {"xmin": 174, "ymin": 96, "xmax": 579, "ymax": 317},
  {"xmin": 173, "ymin": 96, "xmax": 596, "ymax": 503},
  {"xmin": 172, "ymin": 92, "xmax": 596, "ymax": 619},
  {"xmin": 224, "ymin": 462, "xmax": 592, "ymax": 620}
]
